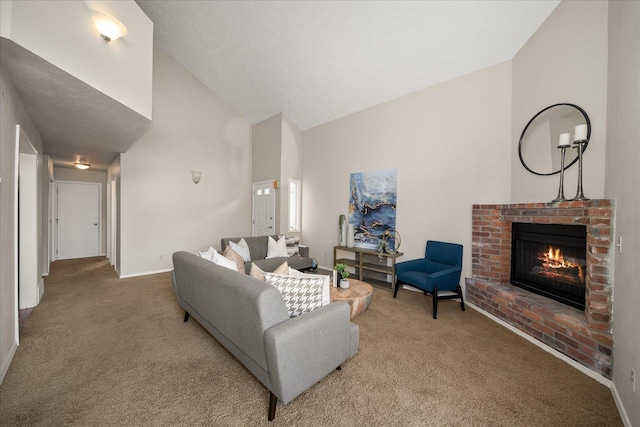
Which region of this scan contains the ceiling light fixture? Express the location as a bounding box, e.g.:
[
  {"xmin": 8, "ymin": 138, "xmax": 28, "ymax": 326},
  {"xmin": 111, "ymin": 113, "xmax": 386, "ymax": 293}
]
[
  {"xmin": 75, "ymin": 159, "xmax": 90, "ymax": 170},
  {"xmin": 92, "ymin": 11, "xmax": 127, "ymax": 42}
]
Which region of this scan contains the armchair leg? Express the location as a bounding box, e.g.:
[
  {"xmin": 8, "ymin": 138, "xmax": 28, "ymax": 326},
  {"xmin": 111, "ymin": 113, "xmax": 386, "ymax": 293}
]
[
  {"xmin": 268, "ymin": 392, "xmax": 277, "ymax": 421},
  {"xmin": 432, "ymin": 285, "xmax": 438, "ymax": 319},
  {"xmin": 458, "ymin": 285, "xmax": 466, "ymax": 312},
  {"xmin": 393, "ymin": 281, "xmax": 401, "ymax": 298},
  {"xmin": 183, "ymin": 312, "xmax": 190, "ymax": 322}
]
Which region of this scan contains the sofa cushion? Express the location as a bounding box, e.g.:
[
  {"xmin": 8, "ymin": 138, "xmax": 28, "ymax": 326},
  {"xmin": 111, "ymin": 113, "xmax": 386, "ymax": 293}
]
[
  {"xmin": 264, "ymin": 273, "xmax": 324, "ymax": 317},
  {"xmin": 229, "ymin": 238, "xmax": 251, "ymax": 262},
  {"xmin": 250, "ymin": 261, "xmax": 289, "ymax": 281},
  {"xmin": 288, "ymin": 267, "xmax": 330, "ymax": 306},
  {"xmin": 266, "ymin": 236, "xmax": 289, "ymax": 259},
  {"xmin": 223, "ymin": 246, "xmax": 246, "ymax": 274},
  {"xmin": 197, "ymin": 247, "xmax": 217, "ymax": 262}
]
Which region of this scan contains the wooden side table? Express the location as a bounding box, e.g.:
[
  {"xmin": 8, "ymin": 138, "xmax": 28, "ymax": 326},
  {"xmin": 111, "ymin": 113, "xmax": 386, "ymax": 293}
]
[
  {"xmin": 330, "ymin": 279, "xmax": 374, "ymax": 318},
  {"xmin": 333, "ymin": 246, "xmax": 403, "ymax": 289}
]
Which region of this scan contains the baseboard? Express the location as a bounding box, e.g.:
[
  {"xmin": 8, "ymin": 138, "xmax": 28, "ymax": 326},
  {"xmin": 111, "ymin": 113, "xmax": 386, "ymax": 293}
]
[
  {"xmin": 119, "ymin": 268, "xmax": 173, "ymax": 279},
  {"xmin": 0, "ymin": 340, "xmax": 18, "ymax": 385},
  {"xmin": 466, "ymin": 302, "xmax": 611, "ymax": 387},
  {"xmin": 611, "ymin": 382, "xmax": 632, "ymax": 427}
]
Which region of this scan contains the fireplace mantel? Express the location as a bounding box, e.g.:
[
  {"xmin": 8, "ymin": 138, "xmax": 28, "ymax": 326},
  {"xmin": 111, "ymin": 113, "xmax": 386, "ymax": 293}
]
[{"xmin": 465, "ymin": 200, "xmax": 614, "ymax": 379}]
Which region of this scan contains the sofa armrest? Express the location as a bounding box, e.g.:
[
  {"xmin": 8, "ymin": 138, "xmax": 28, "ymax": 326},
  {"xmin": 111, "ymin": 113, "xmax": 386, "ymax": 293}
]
[
  {"xmin": 298, "ymin": 245, "xmax": 309, "ymax": 257},
  {"xmin": 264, "ymin": 302, "xmax": 358, "ymax": 405}
]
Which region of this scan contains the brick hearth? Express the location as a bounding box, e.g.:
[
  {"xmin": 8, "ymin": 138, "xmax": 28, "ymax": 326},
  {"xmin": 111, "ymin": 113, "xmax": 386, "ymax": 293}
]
[{"xmin": 465, "ymin": 200, "xmax": 614, "ymax": 379}]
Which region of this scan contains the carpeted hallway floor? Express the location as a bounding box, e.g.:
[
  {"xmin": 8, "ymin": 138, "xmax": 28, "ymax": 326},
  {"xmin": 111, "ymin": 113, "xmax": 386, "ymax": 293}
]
[{"xmin": 0, "ymin": 257, "xmax": 622, "ymax": 426}]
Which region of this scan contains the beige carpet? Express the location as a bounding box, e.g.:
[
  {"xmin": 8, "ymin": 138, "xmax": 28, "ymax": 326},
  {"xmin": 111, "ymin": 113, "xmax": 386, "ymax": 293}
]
[{"xmin": 0, "ymin": 257, "xmax": 622, "ymax": 426}]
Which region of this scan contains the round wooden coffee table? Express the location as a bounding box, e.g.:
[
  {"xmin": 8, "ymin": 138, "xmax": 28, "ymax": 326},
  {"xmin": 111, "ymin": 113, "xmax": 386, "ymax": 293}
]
[{"xmin": 330, "ymin": 279, "xmax": 374, "ymax": 318}]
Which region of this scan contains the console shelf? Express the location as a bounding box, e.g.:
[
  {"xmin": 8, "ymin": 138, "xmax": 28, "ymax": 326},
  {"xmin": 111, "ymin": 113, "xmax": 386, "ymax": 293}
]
[{"xmin": 333, "ymin": 246, "xmax": 403, "ymax": 290}]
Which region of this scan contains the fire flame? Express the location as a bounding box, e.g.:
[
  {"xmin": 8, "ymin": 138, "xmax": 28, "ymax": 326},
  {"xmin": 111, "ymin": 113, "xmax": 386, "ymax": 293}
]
[{"xmin": 538, "ymin": 246, "xmax": 584, "ymax": 281}]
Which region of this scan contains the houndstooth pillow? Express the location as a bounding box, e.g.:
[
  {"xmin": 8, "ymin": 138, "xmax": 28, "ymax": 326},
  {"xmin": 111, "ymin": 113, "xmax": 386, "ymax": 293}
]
[{"xmin": 264, "ymin": 273, "xmax": 324, "ymax": 317}]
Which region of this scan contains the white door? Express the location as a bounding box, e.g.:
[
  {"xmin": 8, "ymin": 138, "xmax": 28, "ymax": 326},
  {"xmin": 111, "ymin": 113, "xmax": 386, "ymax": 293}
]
[
  {"xmin": 56, "ymin": 182, "xmax": 101, "ymax": 260},
  {"xmin": 252, "ymin": 181, "xmax": 276, "ymax": 236}
]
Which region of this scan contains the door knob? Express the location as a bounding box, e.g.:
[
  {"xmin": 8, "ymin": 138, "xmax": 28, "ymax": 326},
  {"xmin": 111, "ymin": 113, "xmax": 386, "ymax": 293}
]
[{"xmin": 94, "ymin": 223, "xmax": 98, "ymax": 226}]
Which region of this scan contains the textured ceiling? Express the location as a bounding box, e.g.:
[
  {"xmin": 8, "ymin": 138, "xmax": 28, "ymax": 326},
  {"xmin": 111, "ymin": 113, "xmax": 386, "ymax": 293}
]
[{"xmin": 136, "ymin": 0, "xmax": 559, "ymax": 130}]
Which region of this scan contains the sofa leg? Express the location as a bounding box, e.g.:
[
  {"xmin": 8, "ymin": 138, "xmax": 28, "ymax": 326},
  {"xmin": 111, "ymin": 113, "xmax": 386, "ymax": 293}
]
[
  {"xmin": 268, "ymin": 392, "xmax": 277, "ymax": 421},
  {"xmin": 336, "ymin": 365, "xmax": 342, "ymax": 371},
  {"xmin": 432, "ymin": 285, "xmax": 438, "ymax": 319},
  {"xmin": 183, "ymin": 312, "xmax": 190, "ymax": 322},
  {"xmin": 458, "ymin": 285, "xmax": 466, "ymax": 312}
]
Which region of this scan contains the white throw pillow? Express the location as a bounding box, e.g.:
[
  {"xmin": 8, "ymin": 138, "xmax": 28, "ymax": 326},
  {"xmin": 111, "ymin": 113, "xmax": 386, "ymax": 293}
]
[
  {"xmin": 264, "ymin": 273, "xmax": 324, "ymax": 317},
  {"xmin": 197, "ymin": 247, "xmax": 217, "ymax": 262},
  {"xmin": 211, "ymin": 250, "xmax": 238, "ymax": 271},
  {"xmin": 266, "ymin": 235, "xmax": 289, "ymax": 259},
  {"xmin": 229, "ymin": 238, "xmax": 251, "ymax": 262},
  {"xmin": 288, "ymin": 267, "xmax": 330, "ymax": 306}
]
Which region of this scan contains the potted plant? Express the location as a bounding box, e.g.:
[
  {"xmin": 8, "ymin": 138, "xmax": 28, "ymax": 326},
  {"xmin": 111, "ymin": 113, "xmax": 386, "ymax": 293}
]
[{"xmin": 334, "ymin": 263, "xmax": 350, "ymax": 289}]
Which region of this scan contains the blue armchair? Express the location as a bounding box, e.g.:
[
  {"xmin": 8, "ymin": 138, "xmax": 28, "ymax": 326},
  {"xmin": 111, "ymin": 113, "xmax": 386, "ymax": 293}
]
[{"xmin": 393, "ymin": 240, "xmax": 465, "ymax": 319}]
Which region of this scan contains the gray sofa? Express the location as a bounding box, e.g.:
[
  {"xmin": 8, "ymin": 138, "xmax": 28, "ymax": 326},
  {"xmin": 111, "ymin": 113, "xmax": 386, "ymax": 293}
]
[
  {"xmin": 172, "ymin": 251, "xmax": 359, "ymax": 421},
  {"xmin": 221, "ymin": 235, "xmax": 315, "ymax": 272}
]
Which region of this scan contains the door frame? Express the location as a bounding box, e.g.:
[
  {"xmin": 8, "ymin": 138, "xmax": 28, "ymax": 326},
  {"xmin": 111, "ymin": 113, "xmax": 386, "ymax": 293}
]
[{"xmin": 55, "ymin": 180, "xmax": 102, "ymax": 260}]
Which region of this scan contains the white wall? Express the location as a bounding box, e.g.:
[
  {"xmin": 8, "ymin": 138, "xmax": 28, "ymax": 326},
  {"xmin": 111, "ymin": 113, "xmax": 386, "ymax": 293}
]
[
  {"xmin": 511, "ymin": 1, "xmax": 608, "ymax": 203},
  {"xmin": 302, "ymin": 61, "xmax": 513, "ymax": 281},
  {"xmin": 0, "ymin": 0, "xmax": 153, "ymax": 119},
  {"xmin": 54, "ymin": 167, "xmax": 108, "ymax": 255},
  {"xmin": 119, "ymin": 46, "xmax": 252, "ymax": 277},
  {"xmin": 280, "ymin": 114, "xmax": 303, "ymax": 235},
  {"xmin": 606, "ymin": 1, "xmax": 640, "ymax": 424},
  {"xmin": 0, "ymin": 63, "xmax": 45, "ymax": 383}
]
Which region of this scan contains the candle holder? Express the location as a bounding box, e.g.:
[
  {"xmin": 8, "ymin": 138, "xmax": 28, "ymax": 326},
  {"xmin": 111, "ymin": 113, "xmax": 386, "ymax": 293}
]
[
  {"xmin": 552, "ymin": 145, "xmax": 569, "ymax": 202},
  {"xmin": 571, "ymin": 139, "xmax": 589, "ymax": 201}
]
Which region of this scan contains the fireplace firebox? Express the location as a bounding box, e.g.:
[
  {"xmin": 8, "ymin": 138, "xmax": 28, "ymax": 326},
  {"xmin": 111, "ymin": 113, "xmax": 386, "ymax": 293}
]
[{"xmin": 511, "ymin": 223, "xmax": 587, "ymax": 310}]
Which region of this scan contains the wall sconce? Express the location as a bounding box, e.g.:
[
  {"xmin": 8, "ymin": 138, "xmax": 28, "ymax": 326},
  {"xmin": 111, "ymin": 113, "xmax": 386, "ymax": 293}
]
[
  {"xmin": 92, "ymin": 11, "xmax": 128, "ymax": 42},
  {"xmin": 74, "ymin": 158, "xmax": 90, "ymax": 170},
  {"xmin": 191, "ymin": 171, "xmax": 202, "ymax": 184}
]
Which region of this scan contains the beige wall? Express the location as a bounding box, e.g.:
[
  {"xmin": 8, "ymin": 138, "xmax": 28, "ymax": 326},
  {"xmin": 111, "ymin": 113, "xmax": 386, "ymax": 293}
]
[
  {"xmin": 252, "ymin": 114, "xmax": 282, "ymax": 233},
  {"xmin": 280, "ymin": 114, "xmax": 302, "ymax": 235},
  {"xmin": 606, "ymin": 1, "xmax": 640, "ymax": 424},
  {"xmin": 302, "ymin": 61, "xmax": 513, "ymax": 280},
  {"xmin": 118, "ymin": 46, "xmax": 252, "ymax": 277},
  {"xmin": 0, "ymin": 63, "xmax": 45, "ymax": 382},
  {"xmin": 1, "ymin": 0, "xmax": 153, "ymax": 119},
  {"xmin": 511, "ymin": 1, "xmax": 608, "ymax": 203},
  {"xmin": 54, "ymin": 167, "xmax": 108, "ymax": 255}
]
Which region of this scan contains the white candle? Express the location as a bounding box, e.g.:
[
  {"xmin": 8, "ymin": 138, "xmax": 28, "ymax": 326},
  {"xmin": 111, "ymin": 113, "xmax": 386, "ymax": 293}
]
[
  {"xmin": 558, "ymin": 133, "xmax": 571, "ymax": 147},
  {"xmin": 574, "ymin": 124, "xmax": 588, "ymax": 141}
]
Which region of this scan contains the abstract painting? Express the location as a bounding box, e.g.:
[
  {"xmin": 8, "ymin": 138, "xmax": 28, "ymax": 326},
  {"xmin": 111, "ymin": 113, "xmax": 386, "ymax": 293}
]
[{"xmin": 349, "ymin": 169, "xmax": 397, "ymax": 250}]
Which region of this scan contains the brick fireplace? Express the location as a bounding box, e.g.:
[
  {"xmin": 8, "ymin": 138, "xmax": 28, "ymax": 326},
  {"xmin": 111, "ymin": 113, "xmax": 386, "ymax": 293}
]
[{"xmin": 465, "ymin": 200, "xmax": 614, "ymax": 379}]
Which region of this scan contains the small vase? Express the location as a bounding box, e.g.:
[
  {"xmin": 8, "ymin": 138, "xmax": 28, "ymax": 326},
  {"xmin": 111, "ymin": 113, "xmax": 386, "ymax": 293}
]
[
  {"xmin": 339, "ymin": 223, "xmax": 347, "ymax": 246},
  {"xmin": 346, "ymin": 224, "xmax": 355, "ymax": 248},
  {"xmin": 340, "ymin": 279, "xmax": 350, "ymax": 289}
]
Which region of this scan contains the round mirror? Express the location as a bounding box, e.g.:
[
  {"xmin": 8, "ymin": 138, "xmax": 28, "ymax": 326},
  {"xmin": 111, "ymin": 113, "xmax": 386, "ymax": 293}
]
[{"xmin": 518, "ymin": 103, "xmax": 591, "ymax": 176}]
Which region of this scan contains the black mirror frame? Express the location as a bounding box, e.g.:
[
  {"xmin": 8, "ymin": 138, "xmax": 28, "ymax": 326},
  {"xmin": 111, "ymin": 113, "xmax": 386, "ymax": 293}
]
[{"xmin": 518, "ymin": 103, "xmax": 591, "ymax": 176}]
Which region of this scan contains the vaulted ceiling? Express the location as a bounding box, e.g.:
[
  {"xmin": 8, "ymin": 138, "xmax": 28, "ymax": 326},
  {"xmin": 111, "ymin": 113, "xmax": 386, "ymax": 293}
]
[
  {"xmin": 137, "ymin": 0, "xmax": 560, "ymax": 130},
  {"xmin": 2, "ymin": 1, "xmax": 559, "ymax": 171}
]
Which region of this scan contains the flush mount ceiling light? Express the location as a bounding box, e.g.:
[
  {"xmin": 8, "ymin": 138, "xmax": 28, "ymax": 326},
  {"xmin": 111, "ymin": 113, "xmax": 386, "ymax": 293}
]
[
  {"xmin": 74, "ymin": 159, "xmax": 90, "ymax": 170},
  {"xmin": 92, "ymin": 11, "xmax": 127, "ymax": 42}
]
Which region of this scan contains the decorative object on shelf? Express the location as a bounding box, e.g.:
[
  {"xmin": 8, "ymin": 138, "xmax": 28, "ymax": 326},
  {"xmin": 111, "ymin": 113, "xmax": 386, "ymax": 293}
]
[
  {"xmin": 334, "ymin": 263, "xmax": 350, "ymax": 289},
  {"xmin": 377, "ymin": 229, "xmax": 402, "ymax": 260},
  {"xmin": 338, "ymin": 214, "xmax": 347, "ymax": 246},
  {"xmin": 346, "ymin": 223, "xmax": 355, "ymax": 248},
  {"xmin": 518, "ymin": 103, "xmax": 590, "ymax": 176},
  {"xmin": 571, "ymin": 124, "xmax": 589, "ymax": 201},
  {"xmin": 552, "ymin": 133, "xmax": 571, "ymax": 202},
  {"xmin": 349, "ymin": 168, "xmax": 397, "ymax": 250}
]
